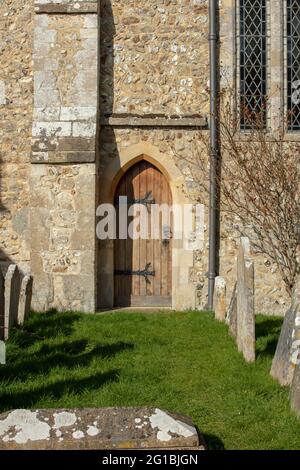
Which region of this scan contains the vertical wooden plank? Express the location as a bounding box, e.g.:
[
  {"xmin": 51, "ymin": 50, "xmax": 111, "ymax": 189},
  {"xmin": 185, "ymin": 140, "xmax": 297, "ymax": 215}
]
[
  {"xmin": 160, "ymin": 171, "xmax": 169, "ymax": 298},
  {"xmin": 146, "ymin": 162, "xmax": 154, "ymax": 297},
  {"xmin": 114, "ymin": 169, "xmax": 129, "ymax": 306},
  {"xmin": 114, "ymin": 160, "xmax": 172, "ymax": 307},
  {"xmin": 153, "ymin": 164, "xmax": 162, "ymax": 298},
  {"xmin": 131, "ymin": 162, "xmax": 140, "ymax": 298},
  {"xmin": 167, "ymin": 179, "xmax": 173, "ymax": 297},
  {"xmin": 124, "ymin": 169, "xmax": 131, "ymax": 303},
  {"xmin": 139, "ymin": 160, "xmax": 147, "ymax": 298}
]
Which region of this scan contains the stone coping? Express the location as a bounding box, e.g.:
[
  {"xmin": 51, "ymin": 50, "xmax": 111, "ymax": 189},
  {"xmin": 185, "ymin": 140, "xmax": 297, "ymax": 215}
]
[
  {"xmin": 100, "ymin": 115, "xmax": 208, "ymax": 129},
  {"xmin": 35, "ymin": 2, "xmax": 98, "ymax": 14},
  {"xmin": 0, "ymin": 407, "xmax": 205, "ymax": 450}
]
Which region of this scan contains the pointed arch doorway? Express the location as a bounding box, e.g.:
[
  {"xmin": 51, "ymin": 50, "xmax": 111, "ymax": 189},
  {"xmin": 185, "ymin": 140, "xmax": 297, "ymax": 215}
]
[{"xmin": 114, "ymin": 159, "xmax": 172, "ymax": 307}]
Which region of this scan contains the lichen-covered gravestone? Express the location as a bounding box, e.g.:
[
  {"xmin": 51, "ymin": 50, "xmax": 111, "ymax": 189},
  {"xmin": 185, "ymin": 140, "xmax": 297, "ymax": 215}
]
[
  {"xmin": 4, "ymin": 265, "xmax": 21, "ymax": 340},
  {"xmin": 17, "ymin": 275, "xmax": 33, "ymax": 326},
  {"xmin": 226, "ymin": 282, "xmax": 237, "ymax": 338},
  {"xmin": 291, "ymin": 360, "xmax": 300, "ymax": 419},
  {"xmin": 214, "ymin": 276, "xmax": 227, "ymax": 322},
  {"xmin": 0, "ymin": 341, "xmax": 5, "ymax": 365},
  {"xmin": 0, "ymin": 408, "xmax": 206, "ymax": 450},
  {"xmin": 290, "ymin": 282, "xmax": 300, "ymax": 418},
  {"xmin": 0, "ymin": 269, "xmax": 4, "ymax": 341},
  {"xmin": 236, "ymin": 238, "xmax": 255, "ymax": 363},
  {"xmin": 271, "ymin": 279, "xmax": 300, "ymax": 386}
]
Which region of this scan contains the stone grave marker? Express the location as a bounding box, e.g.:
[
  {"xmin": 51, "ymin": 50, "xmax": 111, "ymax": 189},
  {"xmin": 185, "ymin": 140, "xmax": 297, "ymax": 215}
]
[
  {"xmin": 17, "ymin": 275, "xmax": 33, "ymax": 326},
  {"xmin": 290, "ymin": 288, "xmax": 300, "ymax": 417},
  {"xmin": 0, "ymin": 341, "xmax": 5, "ymax": 365},
  {"xmin": 214, "ymin": 276, "xmax": 227, "ymax": 322},
  {"xmin": 291, "ymin": 358, "xmax": 300, "ymax": 419},
  {"xmin": 0, "ymin": 269, "xmax": 4, "ymax": 341},
  {"xmin": 271, "ymin": 278, "xmax": 300, "ymax": 386},
  {"xmin": 226, "ymin": 282, "xmax": 237, "ymax": 338},
  {"xmin": 4, "ymin": 265, "xmax": 21, "ymax": 340},
  {"xmin": 237, "ymin": 237, "xmax": 255, "ymax": 363},
  {"xmin": 0, "ymin": 408, "xmax": 206, "ymax": 450}
]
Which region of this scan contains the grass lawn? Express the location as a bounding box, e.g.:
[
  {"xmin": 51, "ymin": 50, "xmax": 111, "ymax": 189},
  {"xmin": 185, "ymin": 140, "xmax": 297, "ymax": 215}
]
[{"xmin": 1, "ymin": 310, "xmax": 300, "ymax": 450}]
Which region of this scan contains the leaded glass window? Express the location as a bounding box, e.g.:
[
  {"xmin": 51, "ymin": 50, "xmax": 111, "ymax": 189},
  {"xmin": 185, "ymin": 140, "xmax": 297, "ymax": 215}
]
[
  {"xmin": 287, "ymin": 0, "xmax": 300, "ymax": 131},
  {"xmin": 239, "ymin": 0, "xmax": 267, "ymax": 130}
]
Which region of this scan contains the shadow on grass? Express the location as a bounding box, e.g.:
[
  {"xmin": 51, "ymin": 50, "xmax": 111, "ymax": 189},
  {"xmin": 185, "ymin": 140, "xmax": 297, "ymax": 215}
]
[
  {"xmin": 10, "ymin": 309, "xmax": 82, "ymax": 348},
  {"xmin": 0, "ymin": 340, "xmax": 134, "ymax": 381},
  {"xmin": 256, "ymin": 317, "xmax": 283, "ymax": 359},
  {"xmin": 0, "ymin": 310, "xmax": 133, "ymax": 412},
  {"xmin": 0, "ymin": 370, "xmax": 120, "ymax": 411},
  {"xmin": 203, "ymin": 432, "xmax": 225, "ymax": 450}
]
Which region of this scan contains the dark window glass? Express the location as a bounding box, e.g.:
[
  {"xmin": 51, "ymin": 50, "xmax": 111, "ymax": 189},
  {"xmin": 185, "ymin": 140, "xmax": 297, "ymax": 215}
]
[
  {"xmin": 287, "ymin": 0, "xmax": 300, "ymax": 131},
  {"xmin": 240, "ymin": 0, "xmax": 267, "ymax": 130}
]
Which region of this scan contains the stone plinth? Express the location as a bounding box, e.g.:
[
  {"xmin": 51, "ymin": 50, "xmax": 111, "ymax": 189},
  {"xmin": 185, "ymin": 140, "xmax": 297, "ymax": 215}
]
[{"xmin": 0, "ymin": 408, "xmax": 205, "ymax": 450}]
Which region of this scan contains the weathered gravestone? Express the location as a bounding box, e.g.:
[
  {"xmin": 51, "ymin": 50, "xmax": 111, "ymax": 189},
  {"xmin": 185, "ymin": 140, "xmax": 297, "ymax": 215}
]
[
  {"xmin": 214, "ymin": 276, "xmax": 227, "ymax": 322},
  {"xmin": 271, "ymin": 279, "xmax": 300, "ymax": 386},
  {"xmin": 291, "ymin": 348, "xmax": 300, "ymax": 419},
  {"xmin": 237, "ymin": 237, "xmax": 255, "ymax": 363},
  {"xmin": 4, "ymin": 265, "xmax": 21, "ymax": 340},
  {"xmin": 0, "ymin": 269, "xmax": 4, "ymax": 341},
  {"xmin": 0, "ymin": 341, "xmax": 5, "ymax": 365},
  {"xmin": 0, "ymin": 408, "xmax": 206, "ymax": 450},
  {"xmin": 290, "ymin": 282, "xmax": 300, "ymax": 417},
  {"xmin": 226, "ymin": 282, "xmax": 237, "ymax": 338},
  {"xmin": 17, "ymin": 275, "xmax": 33, "ymax": 326}
]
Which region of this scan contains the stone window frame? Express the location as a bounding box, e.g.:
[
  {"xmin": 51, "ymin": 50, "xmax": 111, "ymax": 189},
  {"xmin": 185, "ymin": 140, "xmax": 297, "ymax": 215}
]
[
  {"xmin": 235, "ymin": 0, "xmax": 271, "ymax": 131},
  {"xmin": 234, "ymin": 0, "xmax": 300, "ymax": 140},
  {"xmin": 283, "ymin": 0, "xmax": 300, "ymax": 136}
]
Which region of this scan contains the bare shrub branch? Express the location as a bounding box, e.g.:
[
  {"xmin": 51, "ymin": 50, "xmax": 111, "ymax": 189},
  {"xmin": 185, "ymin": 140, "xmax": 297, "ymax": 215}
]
[{"xmin": 191, "ymin": 95, "xmax": 300, "ymax": 295}]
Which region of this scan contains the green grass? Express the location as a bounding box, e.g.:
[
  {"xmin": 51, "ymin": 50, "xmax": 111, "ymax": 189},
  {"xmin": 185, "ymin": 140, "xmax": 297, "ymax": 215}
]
[{"xmin": 1, "ymin": 310, "xmax": 299, "ymax": 450}]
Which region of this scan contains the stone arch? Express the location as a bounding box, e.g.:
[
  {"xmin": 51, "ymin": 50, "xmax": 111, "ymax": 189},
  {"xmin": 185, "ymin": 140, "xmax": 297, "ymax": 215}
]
[
  {"xmin": 99, "ymin": 142, "xmax": 189, "ymax": 205},
  {"xmin": 97, "ymin": 142, "xmax": 196, "ymax": 311}
]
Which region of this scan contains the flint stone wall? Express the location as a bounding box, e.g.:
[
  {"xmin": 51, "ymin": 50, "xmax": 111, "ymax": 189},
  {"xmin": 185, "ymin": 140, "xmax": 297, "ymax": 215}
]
[
  {"xmin": 0, "ymin": 0, "xmax": 291, "ymax": 313},
  {"xmin": 0, "ymin": 0, "xmax": 33, "ymax": 272}
]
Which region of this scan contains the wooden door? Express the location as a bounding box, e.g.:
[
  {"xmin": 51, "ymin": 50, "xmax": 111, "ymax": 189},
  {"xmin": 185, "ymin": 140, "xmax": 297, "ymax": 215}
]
[{"xmin": 114, "ymin": 159, "xmax": 172, "ymax": 307}]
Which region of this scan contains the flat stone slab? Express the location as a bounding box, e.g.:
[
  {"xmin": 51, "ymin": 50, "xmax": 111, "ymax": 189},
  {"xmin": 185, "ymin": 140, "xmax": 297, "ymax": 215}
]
[{"xmin": 0, "ymin": 408, "xmax": 205, "ymax": 450}]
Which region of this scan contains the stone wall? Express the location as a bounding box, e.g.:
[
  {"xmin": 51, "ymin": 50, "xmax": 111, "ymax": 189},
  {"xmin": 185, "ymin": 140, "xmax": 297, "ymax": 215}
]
[
  {"xmin": 99, "ymin": 0, "xmax": 289, "ymax": 314},
  {"xmin": 0, "ymin": 0, "xmax": 291, "ymax": 313},
  {"xmin": 0, "ymin": 0, "xmax": 33, "ymax": 272},
  {"xmin": 30, "ymin": 1, "xmax": 98, "ymax": 312},
  {"xmin": 100, "ymin": 0, "xmax": 209, "ymax": 117}
]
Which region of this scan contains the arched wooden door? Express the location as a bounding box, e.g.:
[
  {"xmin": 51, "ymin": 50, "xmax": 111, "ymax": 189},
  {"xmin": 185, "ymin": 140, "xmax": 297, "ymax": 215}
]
[{"xmin": 114, "ymin": 159, "xmax": 172, "ymax": 307}]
